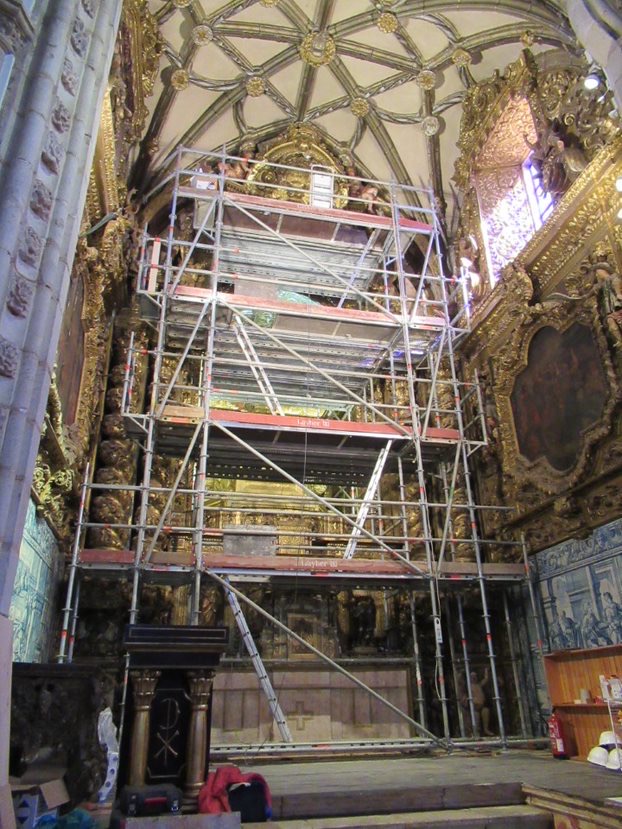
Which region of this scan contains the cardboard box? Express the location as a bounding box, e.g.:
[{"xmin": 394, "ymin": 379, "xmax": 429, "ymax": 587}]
[{"xmin": 12, "ymin": 778, "xmax": 69, "ymax": 829}]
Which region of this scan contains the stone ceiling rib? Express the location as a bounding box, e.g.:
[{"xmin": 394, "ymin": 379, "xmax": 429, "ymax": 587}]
[
  {"xmin": 216, "ymin": 22, "xmax": 300, "ymax": 43},
  {"xmin": 430, "ymin": 24, "xmax": 576, "ymax": 68},
  {"xmin": 292, "ymin": 0, "xmax": 336, "ymax": 119},
  {"xmin": 394, "ymin": 22, "xmax": 424, "ymax": 66},
  {"xmin": 330, "ymin": 0, "xmax": 571, "ymax": 39},
  {"xmin": 207, "ymin": 0, "xmax": 260, "ymax": 26},
  {"xmin": 329, "ymin": 54, "xmax": 414, "ymax": 193},
  {"xmin": 136, "ymin": 0, "xmax": 580, "ymax": 226},
  {"xmin": 336, "ymin": 40, "xmax": 418, "ymax": 72},
  {"xmin": 295, "ymin": 61, "xmax": 315, "ymax": 119},
  {"xmin": 418, "ymin": 13, "xmax": 460, "ymax": 42}
]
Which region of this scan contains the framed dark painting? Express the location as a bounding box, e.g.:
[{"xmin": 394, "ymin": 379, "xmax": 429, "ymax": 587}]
[{"xmin": 509, "ymin": 322, "xmax": 607, "ymax": 472}]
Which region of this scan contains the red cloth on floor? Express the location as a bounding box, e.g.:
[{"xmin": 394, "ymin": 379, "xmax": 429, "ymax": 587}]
[{"xmin": 197, "ymin": 764, "xmax": 272, "ymax": 815}]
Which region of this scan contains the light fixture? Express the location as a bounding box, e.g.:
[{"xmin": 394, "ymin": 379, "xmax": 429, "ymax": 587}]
[
  {"xmin": 616, "ymin": 176, "xmax": 622, "ymax": 192},
  {"xmin": 584, "ymin": 64, "xmax": 604, "ymax": 90}
]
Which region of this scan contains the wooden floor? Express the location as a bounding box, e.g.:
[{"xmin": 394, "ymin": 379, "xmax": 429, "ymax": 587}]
[
  {"xmin": 235, "ymin": 750, "xmax": 622, "ymax": 820},
  {"xmin": 86, "ymin": 749, "xmax": 622, "ymax": 827}
]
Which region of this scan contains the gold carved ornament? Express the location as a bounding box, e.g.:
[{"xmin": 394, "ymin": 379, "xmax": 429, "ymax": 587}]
[
  {"xmin": 299, "ymin": 31, "xmax": 336, "ymax": 66},
  {"xmin": 377, "ymin": 12, "xmax": 398, "ymax": 34},
  {"xmin": 245, "ymin": 123, "xmax": 349, "ymax": 208},
  {"xmin": 117, "ymin": 0, "xmax": 161, "ymax": 145},
  {"xmin": 453, "ymin": 52, "xmax": 534, "ymax": 192},
  {"xmin": 453, "ymin": 47, "xmax": 622, "ymax": 321}
]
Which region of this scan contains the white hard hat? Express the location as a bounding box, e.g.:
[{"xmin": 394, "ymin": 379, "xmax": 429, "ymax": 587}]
[
  {"xmin": 599, "ymin": 730, "xmax": 621, "ymax": 747},
  {"xmin": 587, "ymin": 745, "xmax": 608, "ymax": 766},
  {"xmin": 606, "ymin": 748, "xmax": 622, "ymax": 771}
]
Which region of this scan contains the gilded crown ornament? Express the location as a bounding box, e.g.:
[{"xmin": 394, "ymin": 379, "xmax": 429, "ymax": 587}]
[
  {"xmin": 171, "ymin": 69, "xmax": 189, "ymax": 90},
  {"xmin": 377, "ymin": 12, "xmax": 398, "ymax": 33},
  {"xmin": 173, "ymin": 0, "xmax": 192, "ymax": 7},
  {"xmin": 260, "ymin": 0, "xmax": 280, "ymax": 6},
  {"xmin": 300, "ymin": 30, "xmax": 336, "ymax": 66}
]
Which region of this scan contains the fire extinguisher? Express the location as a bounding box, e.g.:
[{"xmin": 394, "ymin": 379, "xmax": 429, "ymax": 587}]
[{"xmin": 548, "ymin": 709, "xmax": 568, "ymax": 758}]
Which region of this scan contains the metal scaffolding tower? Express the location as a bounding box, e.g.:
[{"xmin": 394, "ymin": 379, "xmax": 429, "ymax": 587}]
[{"xmin": 59, "ymin": 147, "xmax": 541, "ymax": 753}]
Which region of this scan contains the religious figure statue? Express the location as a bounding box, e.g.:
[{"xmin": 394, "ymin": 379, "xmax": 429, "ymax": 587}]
[
  {"xmin": 336, "ymin": 590, "xmax": 352, "ymax": 654},
  {"xmin": 459, "ymin": 667, "xmax": 493, "ymax": 736},
  {"xmin": 351, "ymin": 595, "xmax": 376, "ymax": 647},
  {"xmin": 503, "ymin": 261, "xmax": 533, "ymax": 305},
  {"xmin": 199, "ymin": 586, "xmax": 221, "ymax": 626},
  {"xmin": 347, "ymin": 176, "xmax": 389, "ymax": 216},
  {"xmin": 594, "ymin": 264, "xmax": 622, "ymax": 349},
  {"xmin": 525, "ymin": 121, "xmax": 587, "ymax": 197},
  {"xmin": 457, "ymin": 235, "xmax": 483, "ymax": 299}
]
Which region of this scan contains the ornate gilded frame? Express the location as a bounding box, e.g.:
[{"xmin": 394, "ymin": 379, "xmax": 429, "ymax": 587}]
[
  {"xmin": 494, "ymin": 293, "xmax": 619, "ymax": 496},
  {"xmin": 453, "ymin": 49, "xmax": 619, "ymax": 311}
]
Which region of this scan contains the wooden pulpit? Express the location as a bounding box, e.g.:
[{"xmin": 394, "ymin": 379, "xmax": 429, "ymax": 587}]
[{"xmin": 122, "ymin": 624, "xmax": 229, "ymax": 810}]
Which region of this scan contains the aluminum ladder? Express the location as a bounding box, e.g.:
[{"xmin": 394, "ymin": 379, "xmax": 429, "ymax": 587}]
[{"xmin": 224, "ymin": 578, "xmax": 293, "ymax": 742}]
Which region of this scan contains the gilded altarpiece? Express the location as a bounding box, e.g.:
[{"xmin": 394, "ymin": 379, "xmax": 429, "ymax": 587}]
[{"xmin": 454, "ymin": 50, "xmax": 622, "ymax": 555}]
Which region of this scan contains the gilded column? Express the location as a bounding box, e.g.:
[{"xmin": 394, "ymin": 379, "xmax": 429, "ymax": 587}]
[
  {"xmin": 184, "ymin": 670, "xmax": 214, "ymax": 808},
  {"xmin": 129, "ymin": 669, "xmax": 160, "ymax": 786}
]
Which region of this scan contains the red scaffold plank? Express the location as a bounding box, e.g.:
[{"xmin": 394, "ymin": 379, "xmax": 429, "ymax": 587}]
[
  {"xmin": 179, "ymin": 186, "xmax": 434, "ymax": 234},
  {"xmin": 168, "ymin": 286, "xmax": 444, "ymax": 331},
  {"xmin": 81, "ymin": 548, "xmax": 134, "ymax": 565},
  {"xmin": 210, "ymin": 408, "xmax": 410, "ymax": 437},
  {"xmin": 206, "ymin": 554, "xmax": 420, "ymax": 576},
  {"xmin": 159, "ymin": 405, "xmax": 462, "ymax": 444}
]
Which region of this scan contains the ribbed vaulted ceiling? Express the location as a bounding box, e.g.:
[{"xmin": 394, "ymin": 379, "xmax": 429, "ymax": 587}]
[{"xmin": 135, "ymin": 0, "xmax": 578, "ymax": 230}]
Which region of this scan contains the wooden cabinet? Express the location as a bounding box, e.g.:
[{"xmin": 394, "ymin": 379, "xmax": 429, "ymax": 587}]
[{"xmin": 544, "ymin": 644, "xmax": 622, "ymax": 759}]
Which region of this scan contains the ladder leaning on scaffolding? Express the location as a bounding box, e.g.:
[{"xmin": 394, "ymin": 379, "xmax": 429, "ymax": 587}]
[{"xmin": 223, "ymin": 576, "xmax": 293, "ymax": 742}]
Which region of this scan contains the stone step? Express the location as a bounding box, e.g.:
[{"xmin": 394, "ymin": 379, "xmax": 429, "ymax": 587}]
[
  {"xmin": 271, "ymin": 782, "xmax": 524, "ymax": 821},
  {"xmin": 245, "ymin": 804, "xmax": 552, "ymax": 828}
]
